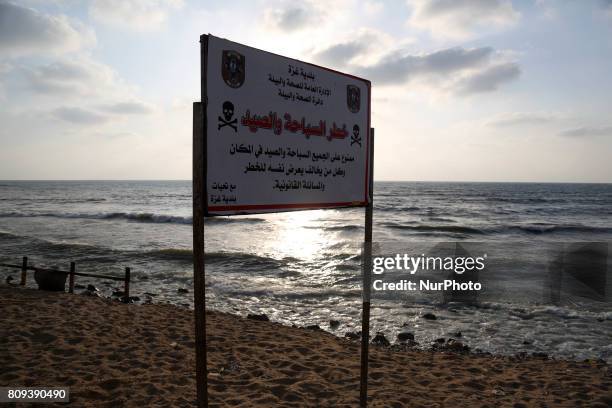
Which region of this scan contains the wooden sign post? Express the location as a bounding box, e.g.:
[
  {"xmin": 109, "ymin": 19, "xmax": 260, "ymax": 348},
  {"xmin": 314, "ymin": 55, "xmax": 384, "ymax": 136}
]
[
  {"xmin": 193, "ymin": 34, "xmax": 373, "ymax": 408},
  {"xmin": 360, "ymin": 129, "xmax": 374, "ymax": 407}
]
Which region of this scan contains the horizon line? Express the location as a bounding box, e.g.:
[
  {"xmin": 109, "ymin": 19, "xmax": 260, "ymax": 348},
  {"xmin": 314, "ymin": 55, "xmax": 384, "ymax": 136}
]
[{"xmin": 1, "ymin": 179, "xmax": 611, "ymax": 184}]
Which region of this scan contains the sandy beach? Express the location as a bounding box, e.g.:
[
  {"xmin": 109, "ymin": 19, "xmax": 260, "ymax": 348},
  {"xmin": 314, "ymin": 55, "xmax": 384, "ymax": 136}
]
[{"xmin": 1, "ymin": 285, "xmax": 610, "ymax": 407}]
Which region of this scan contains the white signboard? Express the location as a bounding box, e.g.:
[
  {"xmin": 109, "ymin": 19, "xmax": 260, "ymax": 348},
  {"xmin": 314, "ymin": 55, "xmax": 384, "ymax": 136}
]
[{"xmin": 203, "ymin": 34, "xmax": 371, "ymax": 215}]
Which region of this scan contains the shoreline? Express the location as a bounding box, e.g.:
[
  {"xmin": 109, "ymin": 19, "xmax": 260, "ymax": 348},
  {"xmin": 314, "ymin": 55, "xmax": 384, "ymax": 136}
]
[{"xmin": 1, "ymin": 285, "xmax": 611, "ymax": 407}]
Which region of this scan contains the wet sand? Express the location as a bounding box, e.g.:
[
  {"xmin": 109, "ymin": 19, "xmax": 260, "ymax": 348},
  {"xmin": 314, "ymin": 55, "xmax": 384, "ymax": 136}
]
[{"xmin": 1, "ymin": 285, "xmax": 610, "ymax": 407}]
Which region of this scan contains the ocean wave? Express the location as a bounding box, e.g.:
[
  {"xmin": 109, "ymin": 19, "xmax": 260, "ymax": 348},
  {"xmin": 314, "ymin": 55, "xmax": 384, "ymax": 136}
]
[
  {"xmin": 0, "ymin": 197, "xmax": 106, "ymax": 203},
  {"xmin": 510, "ymin": 225, "xmax": 612, "ymax": 234},
  {"xmin": 381, "ymin": 223, "xmax": 485, "ymax": 235},
  {"xmin": 0, "ymin": 211, "xmax": 266, "ymax": 226},
  {"xmin": 306, "ymin": 225, "xmax": 362, "ymax": 232},
  {"xmin": 146, "ymin": 248, "xmax": 193, "ymax": 261}
]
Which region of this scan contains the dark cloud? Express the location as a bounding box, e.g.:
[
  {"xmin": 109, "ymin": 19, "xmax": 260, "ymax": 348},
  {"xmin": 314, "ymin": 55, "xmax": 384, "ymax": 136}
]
[
  {"xmin": 52, "ymin": 107, "xmax": 109, "ymax": 125},
  {"xmin": 486, "ymin": 112, "xmax": 558, "ymax": 127},
  {"xmin": 101, "ymin": 101, "xmax": 153, "ymax": 115},
  {"xmin": 359, "ymin": 46, "xmax": 493, "ymax": 84},
  {"xmin": 559, "ymin": 126, "xmax": 612, "ymax": 138},
  {"xmin": 266, "ymin": 6, "xmax": 311, "ymax": 31},
  {"xmin": 455, "ymin": 62, "xmax": 520, "ymax": 94},
  {"xmin": 312, "ymin": 41, "xmax": 368, "ymax": 68},
  {"xmin": 0, "ymin": 1, "xmax": 92, "ymax": 57}
]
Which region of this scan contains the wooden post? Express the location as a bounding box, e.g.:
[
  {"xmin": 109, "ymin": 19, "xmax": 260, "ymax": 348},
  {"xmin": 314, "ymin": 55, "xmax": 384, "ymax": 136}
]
[
  {"xmin": 69, "ymin": 262, "xmax": 75, "ymax": 293},
  {"xmin": 124, "ymin": 267, "xmax": 131, "ymax": 300},
  {"xmin": 20, "ymin": 256, "xmax": 28, "ymax": 286},
  {"xmin": 360, "ymin": 129, "xmax": 374, "ymax": 407},
  {"xmin": 193, "ymin": 99, "xmax": 208, "ymax": 406}
]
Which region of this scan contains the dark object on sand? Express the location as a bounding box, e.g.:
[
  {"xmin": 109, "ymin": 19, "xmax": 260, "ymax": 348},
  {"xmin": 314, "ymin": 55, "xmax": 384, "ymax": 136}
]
[
  {"xmin": 371, "ymin": 332, "xmax": 390, "ymax": 347},
  {"xmin": 87, "ymin": 284, "xmax": 98, "ymax": 292},
  {"xmin": 422, "ymin": 313, "xmax": 437, "ymax": 320},
  {"xmin": 397, "ymin": 332, "xmax": 415, "ymax": 342},
  {"xmin": 306, "ymin": 325, "xmax": 321, "ymax": 331},
  {"xmin": 452, "ymin": 331, "xmax": 462, "ymax": 338},
  {"xmin": 432, "ymin": 338, "xmax": 470, "ymax": 353},
  {"xmin": 345, "ymin": 331, "xmax": 361, "ymax": 340},
  {"xmin": 5, "ymin": 275, "xmax": 14, "ymax": 284},
  {"xmin": 247, "ymin": 313, "xmax": 269, "ymax": 322},
  {"xmin": 329, "ymin": 320, "xmax": 341, "ymax": 329},
  {"xmin": 177, "ymin": 288, "xmax": 189, "ymax": 294},
  {"xmin": 34, "ymin": 268, "xmax": 67, "ymax": 292}
]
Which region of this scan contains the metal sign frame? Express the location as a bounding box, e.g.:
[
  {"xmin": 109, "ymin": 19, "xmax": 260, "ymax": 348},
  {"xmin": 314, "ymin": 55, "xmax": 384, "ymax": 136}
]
[{"xmin": 193, "ymin": 34, "xmax": 375, "ymax": 407}]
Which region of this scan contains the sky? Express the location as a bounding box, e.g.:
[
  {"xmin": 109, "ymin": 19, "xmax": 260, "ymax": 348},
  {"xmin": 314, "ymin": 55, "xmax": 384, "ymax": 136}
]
[{"xmin": 0, "ymin": 0, "xmax": 611, "ymax": 182}]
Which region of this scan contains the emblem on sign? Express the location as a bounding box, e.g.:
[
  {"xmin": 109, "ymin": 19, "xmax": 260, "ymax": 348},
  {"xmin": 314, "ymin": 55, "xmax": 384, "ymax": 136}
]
[
  {"xmin": 218, "ymin": 101, "xmax": 237, "ymax": 132},
  {"xmin": 351, "ymin": 124, "xmax": 361, "ymax": 147},
  {"xmin": 222, "ymin": 50, "xmax": 245, "ymax": 88},
  {"xmin": 347, "ymin": 85, "xmax": 360, "ymax": 113}
]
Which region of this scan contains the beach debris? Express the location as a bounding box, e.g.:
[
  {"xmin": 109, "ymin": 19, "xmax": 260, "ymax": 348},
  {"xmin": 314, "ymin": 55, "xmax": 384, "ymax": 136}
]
[
  {"xmin": 371, "ymin": 332, "xmax": 390, "ymax": 347},
  {"xmin": 422, "ymin": 312, "xmax": 437, "ymax": 320},
  {"xmin": 445, "ymin": 339, "xmax": 469, "ymax": 352},
  {"xmin": 344, "ymin": 331, "xmax": 361, "ymax": 340},
  {"xmin": 34, "ymin": 268, "xmax": 67, "ymax": 292},
  {"xmin": 87, "ymin": 284, "xmax": 98, "ymax": 292},
  {"xmin": 247, "ymin": 313, "xmax": 269, "ymax": 322},
  {"xmin": 397, "ymin": 331, "xmax": 415, "ymax": 342},
  {"xmin": 5, "ymin": 275, "xmax": 14, "ymax": 284},
  {"xmin": 432, "ymin": 338, "xmax": 470, "ymax": 353},
  {"xmin": 80, "ymin": 289, "xmax": 100, "ymax": 297},
  {"xmin": 305, "ymin": 324, "xmax": 321, "ymax": 331},
  {"xmin": 451, "ymin": 331, "xmax": 462, "ymax": 338},
  {"xmin": 329, "ymin": 320, "xmax": 341, "ymax": 329},
  {"xmin": 177, "ymin": 288, "xmax": 189, "ymax": 294}
]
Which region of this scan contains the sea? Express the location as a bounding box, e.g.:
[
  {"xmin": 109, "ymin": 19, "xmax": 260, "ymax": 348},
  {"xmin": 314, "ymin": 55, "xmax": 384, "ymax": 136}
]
[{"xmin": 1, "ymin": 181, "xmax": 611, "ymax": 362}]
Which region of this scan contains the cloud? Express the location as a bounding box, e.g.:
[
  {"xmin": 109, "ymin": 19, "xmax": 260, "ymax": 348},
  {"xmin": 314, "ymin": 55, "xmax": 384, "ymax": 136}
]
[
  {"xmin": 311, "ymin": 29, "xmax": 391, "ymax": 68},
  {"xmin": 407, "ymin": 0, "xmax": 519, "ymax": 40},
  {"xmin": 263, "ymin": 0, "xmax": 338, "ymax": 32},
  {"xmin": 90, "ymin": 0, "xmax": 183, "ymax": 31},
  {"xmin": 20, "ymin": 56, "xmax": 120, "ymax": 97},
  {"xmin": 0, "ymin": 1, "xmax": 94, "ymax": 58},
  {"xmin": 486, "ymin": 112, "xmax": 560, "ymax": 127},
  {"xmin": 52, "ymin": 107, "xmax": 109, "ymax": 125},
  {"xmin": 313, "ymin": 32, "xmax": 521, "ymax": 95},
  {"xmin": 454, "ymin": 62, "xmax": 520, "ymax": 94},
  {"xmin": 100, "ymin": 101, "xmax": 153, "ymax": 115},
  {"xmin": 559, "ymin": 126, "xmax": 612, "ymax": 138},
  {"xmin": 265, "ymin": 6, "xmax": 311, "ymax": 31},
  {"xmin": 359, "ymin": 46, "xmax": 493, "ymax": 84}
]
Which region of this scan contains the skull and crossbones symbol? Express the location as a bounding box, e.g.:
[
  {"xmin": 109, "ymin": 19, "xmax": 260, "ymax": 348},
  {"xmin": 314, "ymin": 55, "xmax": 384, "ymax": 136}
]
[
  {"xmin": 351, "ymin": 124, "xmax": 361, "ymax": 147},
  {"xmin": 218, "ymin": 101, "xmax": 237, "ymax": 132}
]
